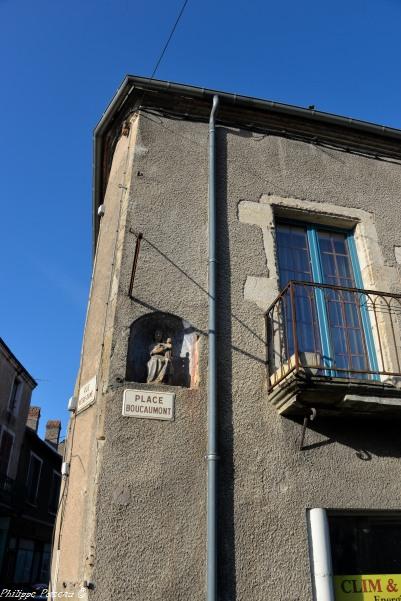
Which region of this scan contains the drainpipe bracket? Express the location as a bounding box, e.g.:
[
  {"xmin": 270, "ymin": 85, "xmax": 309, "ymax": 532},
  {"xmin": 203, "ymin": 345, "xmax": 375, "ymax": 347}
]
[{"xmin": 205, "ymin": 453, "xmax": 220, "ymax": 461}]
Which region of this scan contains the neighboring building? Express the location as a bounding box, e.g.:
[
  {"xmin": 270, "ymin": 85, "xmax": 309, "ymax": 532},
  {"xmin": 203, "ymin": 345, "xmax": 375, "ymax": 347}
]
[
  {"xmin": 0, "ymin": 411, "xmax": 62, "ymax": 587},
  {"xmin": 0, "ymin": 339, "xmax": 37, "ymax": 481},
  {"xmin": 0, "ymin": 339, "xmax": 62, "ymax": 588},
  {"xmin": 53, "ymin": 76, "xmax": 401, "ymax": 601},
  {"xmin": 0, "ymin": 338, "xmax": 37, "ymax": 571}
]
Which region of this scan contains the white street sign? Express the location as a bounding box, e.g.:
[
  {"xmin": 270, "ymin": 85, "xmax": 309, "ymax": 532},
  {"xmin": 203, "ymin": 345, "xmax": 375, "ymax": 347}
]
[
  {"xmin": 77, "ymin": 375, "xmax": 97, "ymax": 413},
  {"xmin": 122, "ymin": 389, "xmax": 175, "ymax": 421}
]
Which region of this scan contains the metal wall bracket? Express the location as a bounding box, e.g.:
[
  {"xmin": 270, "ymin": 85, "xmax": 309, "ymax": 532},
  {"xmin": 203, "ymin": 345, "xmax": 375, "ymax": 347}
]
[
  {"xmin": 299, "ymin": 407, "xmax": 317, "ymax": 451},
  {"xmin": 128, "ymin": 230, "xmax": 143, "ymax": 298}
]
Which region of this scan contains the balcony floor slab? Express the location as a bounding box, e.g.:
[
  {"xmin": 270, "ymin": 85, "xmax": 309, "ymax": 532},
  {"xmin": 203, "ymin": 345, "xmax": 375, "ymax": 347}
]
[{"xmin": 269, "ymin": 373, "xmax": 401, "ymax": 417}]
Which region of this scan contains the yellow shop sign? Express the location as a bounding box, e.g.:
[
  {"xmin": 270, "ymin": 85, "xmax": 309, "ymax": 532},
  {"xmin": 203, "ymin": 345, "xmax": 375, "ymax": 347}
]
[{"xmin": 334, "ymin": 575, "xmax": 401, "ymax": 600}]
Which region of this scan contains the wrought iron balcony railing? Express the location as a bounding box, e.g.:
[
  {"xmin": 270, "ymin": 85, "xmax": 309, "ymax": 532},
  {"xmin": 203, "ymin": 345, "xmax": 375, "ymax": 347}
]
[{"xmin": 265, "ymin": 281, "xmax": 401, "ymax": 391}]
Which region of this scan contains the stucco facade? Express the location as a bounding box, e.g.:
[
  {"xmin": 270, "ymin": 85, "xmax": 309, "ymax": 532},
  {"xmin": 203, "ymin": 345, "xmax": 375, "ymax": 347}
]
[{"xmin": 53, "ymin": 78, "xmax": 401, "ymax": 601}]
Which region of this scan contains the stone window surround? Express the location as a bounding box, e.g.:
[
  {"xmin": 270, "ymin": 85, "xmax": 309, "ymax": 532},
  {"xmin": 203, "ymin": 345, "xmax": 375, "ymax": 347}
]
[{"xmin": 238, "ymin": 194, "xmax": 401, "ymax": 378}]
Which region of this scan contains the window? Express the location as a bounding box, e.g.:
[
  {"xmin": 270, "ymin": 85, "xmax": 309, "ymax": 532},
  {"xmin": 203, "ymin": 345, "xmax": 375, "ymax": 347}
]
[
  {"xmin": 308, "ymin": 509, "xmax": 401, "ymax": 601},
  {"xmin": 48, "ymin": 471, "xmax": 61, "ymax": 514},
  {"xmin": 13, "ymin": 539, "xmax": 34, "ymax": 584},
  {"xmin": 26, "ymin": 453, "xmax": 42, "ymax": 505},
  {"xmin": 275, "ymin": 221, "xmax": 378, "ymax": 379},
  {"xmin": 0, "ymin": 428, "xmax": 14, "ymax": 476},
  {"xmin": 330, "ymin": 514, "xmax": 401, "ymax": 576},
  {"xmin": 8, "ymin": 376, "xmax": 23, "ymax": 415},
  {"xmin": 39, "ymin": 543, "xmax": 51, "ymax": 582}
]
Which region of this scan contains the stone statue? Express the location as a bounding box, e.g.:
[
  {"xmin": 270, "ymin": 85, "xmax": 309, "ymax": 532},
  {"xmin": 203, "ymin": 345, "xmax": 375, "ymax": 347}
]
[{"xmin": 147, "ymin": 330, "xmax": 173, "ymax": 384}]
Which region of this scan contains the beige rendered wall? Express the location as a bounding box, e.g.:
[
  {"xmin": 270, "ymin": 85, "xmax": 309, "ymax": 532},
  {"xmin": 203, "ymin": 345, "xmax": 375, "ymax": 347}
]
[{"xmin": 52, "ymin": 115, "xmax": 140, "ymax": 596}]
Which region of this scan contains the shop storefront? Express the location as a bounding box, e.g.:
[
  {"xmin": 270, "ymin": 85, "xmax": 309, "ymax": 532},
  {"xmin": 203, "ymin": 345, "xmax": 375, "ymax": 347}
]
[{"xmin": 309, "ymin": 510, "xmax": 401, "ymax": 601}]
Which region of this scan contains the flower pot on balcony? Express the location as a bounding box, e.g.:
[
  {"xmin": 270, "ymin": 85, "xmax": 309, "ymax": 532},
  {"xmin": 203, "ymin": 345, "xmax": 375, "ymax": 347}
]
[{"xmin": 299, "ymin": 352, "xmax": 321, "ymax": 376}]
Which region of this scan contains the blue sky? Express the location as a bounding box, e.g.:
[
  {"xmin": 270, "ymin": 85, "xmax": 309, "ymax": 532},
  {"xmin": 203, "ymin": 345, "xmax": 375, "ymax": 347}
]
[{"xmin": 1, "ymin": 0, "xmax": 401, "ymax": 438}]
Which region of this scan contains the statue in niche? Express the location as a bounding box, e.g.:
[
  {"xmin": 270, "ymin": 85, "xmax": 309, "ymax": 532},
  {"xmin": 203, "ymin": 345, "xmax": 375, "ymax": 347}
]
[
  {"xmin": 147, "ymin": 330, "xmax": 173, "ymax": 384},
  {"xmin": 126, "ymin": 312, "xmax": 199, "ymax": 386}
]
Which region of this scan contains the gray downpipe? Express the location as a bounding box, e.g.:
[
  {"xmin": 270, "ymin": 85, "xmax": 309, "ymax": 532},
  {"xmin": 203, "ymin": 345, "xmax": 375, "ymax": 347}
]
[{"xmin": 207, "ymin": 94, "xmax": 220, "ymax": 601}]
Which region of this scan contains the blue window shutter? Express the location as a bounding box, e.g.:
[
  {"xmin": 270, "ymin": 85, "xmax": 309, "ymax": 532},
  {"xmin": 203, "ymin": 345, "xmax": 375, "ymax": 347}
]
[{"xmin": 306, "ymin": 226, "xmax": 333, "ymax": 373}]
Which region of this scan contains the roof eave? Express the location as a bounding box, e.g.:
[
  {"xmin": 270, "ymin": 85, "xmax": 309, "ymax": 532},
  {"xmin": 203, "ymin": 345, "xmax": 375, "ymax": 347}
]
[{"xmin": 92, "ymin": 75, "xmax": 401, "ymax": 258}]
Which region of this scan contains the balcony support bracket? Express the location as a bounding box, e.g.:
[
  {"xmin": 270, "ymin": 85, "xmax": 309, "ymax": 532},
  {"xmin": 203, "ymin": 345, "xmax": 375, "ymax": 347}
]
[{"xmin": 299, "ymin": 407, "xmax": 317, "ymax": 451}]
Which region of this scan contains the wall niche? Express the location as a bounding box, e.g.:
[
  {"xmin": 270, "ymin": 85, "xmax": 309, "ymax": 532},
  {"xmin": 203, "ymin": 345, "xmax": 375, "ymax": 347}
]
[{"xmin": 126, "ymin": 312, "xmax": 199, "ymax": 388}]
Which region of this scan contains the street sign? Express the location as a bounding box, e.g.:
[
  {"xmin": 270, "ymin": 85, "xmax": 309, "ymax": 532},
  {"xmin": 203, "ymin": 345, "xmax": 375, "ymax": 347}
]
[
  {"xmin": 122, "ymin": 389, "xmax": 175, "ymax": 421},
  {"xmin": 77, "ymin": 375, "xmax": 97, "ymax": 413}
]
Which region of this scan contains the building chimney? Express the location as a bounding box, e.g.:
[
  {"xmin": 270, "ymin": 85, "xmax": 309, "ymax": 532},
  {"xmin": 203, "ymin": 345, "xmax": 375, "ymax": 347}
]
[
  {"xmin": 45, "ymin": 420, "xmax": 61, "ymax": 448},
  {"xmin": 27, "ymin": 406, "xmax": 41, "ymax": 433}
]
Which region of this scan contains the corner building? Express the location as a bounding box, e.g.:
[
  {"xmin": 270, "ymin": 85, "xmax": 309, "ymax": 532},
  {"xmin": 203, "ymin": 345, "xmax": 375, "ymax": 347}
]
[{"xmin": 53, "ymin": 76, "xmax": 401, "ymax": 601}]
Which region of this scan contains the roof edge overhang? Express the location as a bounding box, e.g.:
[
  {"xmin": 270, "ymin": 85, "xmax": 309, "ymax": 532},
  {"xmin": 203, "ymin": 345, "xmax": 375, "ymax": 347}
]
[
  {"xmin": 92, "ymin": 75, "xmax": 401, "ymax": 257},
  {"xmin": 0, "ymin": 337, "xmax": 37, "ymax": 388}
]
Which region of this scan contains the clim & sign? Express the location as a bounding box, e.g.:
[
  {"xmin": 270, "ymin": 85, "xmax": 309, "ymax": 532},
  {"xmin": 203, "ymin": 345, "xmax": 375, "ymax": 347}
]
[{"xmin": 334, "ymin": 575, "xmax": 401, "ymax": 600}]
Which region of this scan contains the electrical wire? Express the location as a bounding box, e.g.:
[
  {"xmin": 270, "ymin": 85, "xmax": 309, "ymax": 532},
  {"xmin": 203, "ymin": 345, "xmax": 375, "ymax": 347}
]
[
  {"xmin": 138, "ymin": 105, "xmax": 401, "ymax": 165},
  {"xmin": 116, "ymin": 96, "xmax": 401, "ymax": 165},
  {"xmin": 150, "ymin": 0, "xmax": 189, "ymax": 79}
]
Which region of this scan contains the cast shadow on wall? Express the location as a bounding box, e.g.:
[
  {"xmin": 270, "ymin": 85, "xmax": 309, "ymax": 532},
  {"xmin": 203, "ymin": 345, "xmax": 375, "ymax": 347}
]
[
  {"xmin": 293, "ymin": 416, "xmax": 401, "ymax": 459},
  {"xmin": 125, "ymin": 312, "xmax": 199, "ymax": 388}
]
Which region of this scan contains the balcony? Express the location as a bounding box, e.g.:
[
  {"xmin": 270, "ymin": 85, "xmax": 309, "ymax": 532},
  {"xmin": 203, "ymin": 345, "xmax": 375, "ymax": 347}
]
[{"xmin": 265, "ymin": 281, "xmax": 401, "ymax": 416}]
